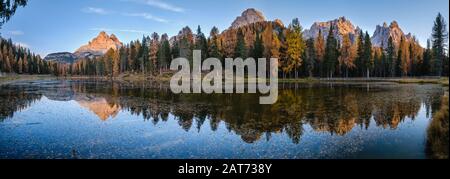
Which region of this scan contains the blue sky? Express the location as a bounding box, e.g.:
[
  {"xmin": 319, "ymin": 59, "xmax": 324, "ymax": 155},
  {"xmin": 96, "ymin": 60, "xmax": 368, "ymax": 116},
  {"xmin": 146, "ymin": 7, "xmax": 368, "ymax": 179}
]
[{"xmin": 0, "ymin": 0, "xmax": 448, "ymax": 56}]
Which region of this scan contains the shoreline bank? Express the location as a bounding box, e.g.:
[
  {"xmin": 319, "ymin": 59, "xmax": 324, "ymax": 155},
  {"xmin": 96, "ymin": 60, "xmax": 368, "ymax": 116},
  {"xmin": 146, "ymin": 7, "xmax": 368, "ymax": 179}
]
[{"xmin": 1, "ymin": 74, "xmax": 448, "ymax": 86}]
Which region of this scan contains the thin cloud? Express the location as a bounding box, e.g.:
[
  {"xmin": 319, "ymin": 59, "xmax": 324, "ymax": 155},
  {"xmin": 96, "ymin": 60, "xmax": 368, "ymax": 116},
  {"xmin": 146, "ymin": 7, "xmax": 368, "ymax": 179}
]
[
  {"xmin": 8, "ymin": 30, "xmax": 24, "ymax": 36},
  {"xmin": 123, "ymin": 13, "xmax": 168, "ymax": 23},
  {"xmin": 145, "ymin": 0, "xmax": 185, "ymax": 13},
  {"xmin": 89, "ymin": 28, "xmax": 151, "ymax": 34},
  {"xmin": 124, "ymin": 0, "xmax": 185, "ymax": 13},
  {"xmin": 82, "ymin": 7, "xmax": 111, "ymax": 15}
]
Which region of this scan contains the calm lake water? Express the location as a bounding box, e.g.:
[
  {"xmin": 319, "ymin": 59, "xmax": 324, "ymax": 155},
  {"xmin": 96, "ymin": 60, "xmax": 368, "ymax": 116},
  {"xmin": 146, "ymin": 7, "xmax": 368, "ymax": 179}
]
[{"xmin": 0, "ymin": 80, "xmax": 446, "ymax": 159}]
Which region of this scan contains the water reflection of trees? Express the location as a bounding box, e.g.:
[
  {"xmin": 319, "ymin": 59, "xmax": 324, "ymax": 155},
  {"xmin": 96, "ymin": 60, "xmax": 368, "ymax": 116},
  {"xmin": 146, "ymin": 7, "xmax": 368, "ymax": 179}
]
[
  {"xmin": 0, "ymin": 81, "xmax": 444, "ymax": 144},
  {"xmin": 69, "ymin": 82, "xmax": 444, "ymax": 144},
  {"xmin": 0, "ymin": 85, "xmax": 43, "ymax": 121}
]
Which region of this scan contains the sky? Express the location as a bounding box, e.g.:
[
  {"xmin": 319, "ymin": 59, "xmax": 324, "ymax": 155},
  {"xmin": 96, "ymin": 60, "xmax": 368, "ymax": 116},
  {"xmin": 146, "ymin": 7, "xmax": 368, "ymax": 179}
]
[{"xmin": 0, "ymin": 0, "xmax": 448, "ymax": 57}]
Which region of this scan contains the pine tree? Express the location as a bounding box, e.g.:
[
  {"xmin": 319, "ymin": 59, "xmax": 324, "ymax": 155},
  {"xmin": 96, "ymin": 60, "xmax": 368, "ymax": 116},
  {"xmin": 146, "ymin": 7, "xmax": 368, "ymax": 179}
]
[
  {"xmin": 363, "ymin": 32, "xmax": 373, "ymax": 78},
  {"xmin": 134, "ymin": 40, "xmax": 142, "ymax": 72},
  {"xmin": 305, "ymin": 38, "xmax": 316, "ymax": 78},
  {"xmin": 338, "ymin": 34, "xmax": 355, "ymax": 78},
  {"xmin": 270, "ymin": 32, "xmax": 281, "ymax": 59},
  {"xmin": 195, "ymin": 25, "xmax": 208, "ymax": 60},
  {"xmin": 119, "ymin": 46, "xmax": 128, "ymax": 73},
  {"xmin": 387, "ymin": 36, "xmax": 396, "ymax": 77},
  {"xmin": 411, "ymin": 37, "xmax": 424, "ymax": 76},
  {"xmin": 234, "ymin": 28, "xmax": 247, "ymax": 58},
  {"xmin": 22, "ymin": 53, "xmax": 28, "ymax": 74},
  {"xmin": 285, "ymin": 18, "xmax": 306, "ymax": 78},
  {"xmin": 149, "ymin": 32, "xmax": 160, "ymax": 74},
  {"xmin": 171, "ymin": 38, "xmax": 180, "ymax": 59},
  {"xmin": 112, "ymin": 49, "xmax": 120, "ymax": 77},
  {"xmin": 355, "ymin": 30, "xmax": 365, "ymax": 76},
  {"xmin": 179, "ymin": 26, "xmax": 194, "ymax": 65},
  {"xmin": 431, "ymin": 13, "xmax": 448, "ymax": 76},
  {"xmin": 208, "ymin": 27, "xmax": 222, "ymax": 59},
  {"xmin": 104, "ymin": 48, "xmax": 115, "ymax": 77},
  {"xmin": 315, "ymin": 29, "xmax": 325, "ymax": 77},
  {"xmin": 140, "ymin": 36, "xmax": 149, "ymax": 73},
  {"xmin": 252, "ymin": 31, "xmax": 264, "ymax": 58},
  {"xmin": 380, "ymin": 48, "xmax": 387, "ymax": 77},
  {"xmin": 398, "ymin": 36, "xmax": 410, "ymax": 76},
  {"xmin": 158, "ymin": 33, "xmax": 171, "ymax": 71},
  {"xmin": 409, "ymin": 43, "xmax": 415, "ymax": 76},
  {"xmin": 373, "ymin": 47, "xmax": 383, "ymax": 77},
  {"xmin": 17, "ymin": 57, "xmax": 23, "ymax": 74},
  {"xmin": 396, "ymin": 37, "xmax": 404, "ymax": 77},
  {"xmin": 127, "ymin": 42, "xmax": 136, "ymax": 72},
  {"xmin": 324, "ymin": 24, "xmax": 338, "ymax": 78}
]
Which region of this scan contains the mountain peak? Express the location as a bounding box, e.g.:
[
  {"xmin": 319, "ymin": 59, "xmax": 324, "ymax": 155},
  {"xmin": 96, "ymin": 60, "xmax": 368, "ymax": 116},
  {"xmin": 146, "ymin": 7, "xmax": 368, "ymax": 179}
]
[
  {"xmin": 338, "ymin": 16, "xmax": 347, "ymax": 22},
  {"xmin": 75, "ymin": 31, "xmax": 123, "ymax": 59},
  {"xmin": 390, "ymin": 21, "xmax": 399, "ymax": 28},
  {"xmin": 304, "ymin": 17, "xmax": 357, "ymax": 43},
  {"xmin": 371, "ymin": 20, "xmax": 420, "ymax": 49},
  {"xmin": 99, "ymin": 31, "xmax": 107, "ymax": 36},
  {"xmin": 231, "ymin": 8, "xmax": 266, "ymax": 29}
]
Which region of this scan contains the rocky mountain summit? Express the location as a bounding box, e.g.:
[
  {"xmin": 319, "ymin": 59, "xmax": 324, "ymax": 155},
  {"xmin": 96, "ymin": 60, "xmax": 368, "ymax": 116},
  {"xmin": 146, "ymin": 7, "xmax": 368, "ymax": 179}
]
[
  {"xmin": 371, "ymin": 21, "xmax": 416, "ymax": 49},
  {"xmin": 74, "ymin": 31, "xmax": 123, "ymax": 59},
  {"xmin": 44, "ymin": 8, "xmax": 424, "ymax": 64},
  {"xmin": 231, "ymin": 8, "xmax": 266, "ymax": 29},
  {"xmin": 45, "ymin": 31, "xmax": 123, "ymax": 62},
  {"xmin": 304, "ymin": 16, "xmax": 359, "ymax": 43}
]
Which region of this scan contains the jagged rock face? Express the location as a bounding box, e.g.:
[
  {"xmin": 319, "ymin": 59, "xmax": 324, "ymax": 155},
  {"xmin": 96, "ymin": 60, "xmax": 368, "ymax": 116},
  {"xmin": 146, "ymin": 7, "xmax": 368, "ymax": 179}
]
[
  {"xmin": 231, "ymin": 8, "xmax": 266, "ymax": 29},
  {"xmin": 44, "ymin": 52, "xmax": 77, "ymax": 64},
  {"xmin": 304, "ymin": 17, "xmax": 358, "ymax": 43},
  {"xmin": 74, "ymin": 31, "xmax": 123, "ymax": 59},
  {"xmin": 371, "ymin": 21, "xmax": 407, "ymax": 49}
]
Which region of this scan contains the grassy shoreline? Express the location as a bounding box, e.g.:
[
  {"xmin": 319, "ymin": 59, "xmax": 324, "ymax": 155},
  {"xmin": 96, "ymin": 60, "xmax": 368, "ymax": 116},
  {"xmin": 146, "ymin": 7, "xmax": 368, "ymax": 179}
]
[
  {"xmin": 0, "ymin": 74, "xmax": 57, "ymax": 85},
  {"xmin": 1, "ymin": 74, "xmax": 448, "ymax": 86},
  {"xmin": 278, "ymin": 77, "xmax": 449, "ymax": 86},
  {"xmin": 426, "ymin": 95, "xmax": 449, "ymax": 159}
]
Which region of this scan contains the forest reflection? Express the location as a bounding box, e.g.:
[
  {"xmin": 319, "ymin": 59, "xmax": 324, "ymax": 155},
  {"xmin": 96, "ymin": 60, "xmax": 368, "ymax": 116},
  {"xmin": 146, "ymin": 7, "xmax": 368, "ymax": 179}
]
[{"xmin": 0, "ymin": 80, "xmax": 444, "ymax": 144}]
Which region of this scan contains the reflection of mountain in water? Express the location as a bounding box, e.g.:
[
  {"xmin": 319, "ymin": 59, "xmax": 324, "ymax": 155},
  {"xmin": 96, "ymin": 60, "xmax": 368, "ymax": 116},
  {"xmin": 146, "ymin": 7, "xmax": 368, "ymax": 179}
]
[
  {"xmin": 0, "ymin": 80, "xmax": 445, "ymax": 145},
  {"xmin": 77, "ymin": 97, "xmax": 120, "ymax": 121}
]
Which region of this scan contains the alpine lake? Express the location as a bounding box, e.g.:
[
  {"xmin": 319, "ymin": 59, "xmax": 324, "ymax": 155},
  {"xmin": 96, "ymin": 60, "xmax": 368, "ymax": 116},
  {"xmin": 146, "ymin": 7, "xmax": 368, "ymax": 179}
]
[{"xmin": 0, "ymin": 79, "xmax": 447, "ymax": 159}]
